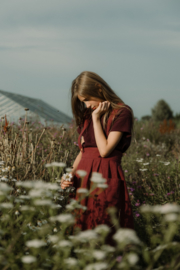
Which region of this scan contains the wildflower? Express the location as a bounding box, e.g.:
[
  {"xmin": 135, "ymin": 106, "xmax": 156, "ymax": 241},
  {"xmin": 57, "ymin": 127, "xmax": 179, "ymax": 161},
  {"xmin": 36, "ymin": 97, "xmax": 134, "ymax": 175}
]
[
  {"xmin": 94, "ymin": 224, "xmax": 110, "ymax": 234},
  {"xmin": 53, "ymin": 227, "xmax": 58, "ymax": 233},
  {"xmin": 50, "ymin": 214, "xmax": 75, "ymax": 224},
  {"xmin": 113, "ymin": 229, "xmax": 141, "ymax": 245},
  {"xmin": 136, "ymin": 158, "xmax": 143, "ymax": 162},
  {"xmin": 92, "ymin": 250, "xmax": 106, "ymax": 260},
  {"xmin": 156, "ymin": 154, "xmax": 161, "ymax": 157},
  {"xmin": 125, "ymin": 170, "xmax": 128, "ymax": 173},
  {"xmin": 163, "ymin": 162, "xmax": 170, "ymax": 166},
  {"xmin": 77, "ymin": 188, "xmax": 89, "ymax": 194},
  {"xmin": 64, "ymin": 258, "xmax": 78, "ymax": 266},
  {"xmin": 0, "ymin": 203, "xmax": 13, "ymax": 209},
  {"xmin": 63, "ymin": 173, "xmax": 73, "ymax": 182},
  {"xmin": 76, "ymin": 170, "xmax": 87, "ymax": 177},
  {"xmin": 139, "ymin": 169, "xmax": 147, "ymax": 171},
  {"xmin": 76, "ymin": 230, "xmax": 98, "ymax": 242},
  {"xmin": 34, "ymin": 199, "xmax": 53, "ymax": 206},
  {"xmin": 164, "ymin": 213, "xmax": 178, "ymax": 222},
  {"xmin": 143, "ymin": 163, "xmax": 149, "ymax": 166},
  {"xmin": 45, "ymin": 162, "xmax": 66, "ymax": 168},
  {"xmin": 26, "ymin": 239, "xmax": 46, "ymax": 248},
  {"xmin": 146, "ymin": 153, "xmax": 150, "ymax": 156},
  {"xmin": 58, "ymin": 240, "xmax": 72, "ymax": 247},
  {"xmin": 130, "ymin": 188, "xmax": 135, "ymax": 192},
  {"xmin": 153, "ymin": 204, "xmax": 180, "ymax": 214},
  {"xmin": 97, "ymin": 183, "xmax": 108, "ymax": 189},
  {"xmin": 135, "ymin": 202, "xmax": 140, "ymax": 207},
  {"xmin": 84, "ymin": 262, "xmax": 108, "ymax": 270},
  {"xmin": 48, "ymin": 235, "xmax": 59, "ymax": 243},
  {"xmin": 21, "ymin": 255, "xmax": 37, "ymax": 264},
  {"xmin": 15, "ymin": 210, "xmax": 20, "ymax": 216},
  {"xmin": 127, "ymin": 253, "xmax": 139, "ymax": 265}
]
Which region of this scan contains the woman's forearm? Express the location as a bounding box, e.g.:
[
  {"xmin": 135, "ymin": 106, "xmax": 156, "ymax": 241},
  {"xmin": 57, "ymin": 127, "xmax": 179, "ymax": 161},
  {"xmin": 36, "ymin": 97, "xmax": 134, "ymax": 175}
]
[{"xmin": 71, "ymin": 151, "xmax": 82, "ymax": 175}]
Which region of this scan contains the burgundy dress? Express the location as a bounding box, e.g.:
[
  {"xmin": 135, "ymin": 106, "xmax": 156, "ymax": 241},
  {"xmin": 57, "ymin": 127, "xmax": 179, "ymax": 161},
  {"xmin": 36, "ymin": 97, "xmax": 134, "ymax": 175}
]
[{"xmin": 72, "ymin": 104, "xmax": 134, "ymax": 245}]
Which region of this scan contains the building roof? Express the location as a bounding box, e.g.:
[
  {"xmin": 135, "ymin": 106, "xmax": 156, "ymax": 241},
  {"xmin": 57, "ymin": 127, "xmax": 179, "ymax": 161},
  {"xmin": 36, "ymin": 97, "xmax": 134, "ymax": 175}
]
[{"xmin": 0, "ymin": 89, "xmax": 72, "ymax": 126}]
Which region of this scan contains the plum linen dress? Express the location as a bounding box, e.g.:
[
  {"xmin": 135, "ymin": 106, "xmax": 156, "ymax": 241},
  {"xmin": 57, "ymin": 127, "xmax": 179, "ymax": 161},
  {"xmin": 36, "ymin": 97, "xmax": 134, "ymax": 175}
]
[{"xmin": 72, "ymin": 104, "xmax": 134, "ymax": 245}]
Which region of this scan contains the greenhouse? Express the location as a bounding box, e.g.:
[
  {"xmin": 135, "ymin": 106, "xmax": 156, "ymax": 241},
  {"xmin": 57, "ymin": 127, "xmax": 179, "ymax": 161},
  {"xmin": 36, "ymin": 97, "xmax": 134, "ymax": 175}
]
[{"xmin": 0, "ymin": 89, "xmax": 72, "ymax": 127}]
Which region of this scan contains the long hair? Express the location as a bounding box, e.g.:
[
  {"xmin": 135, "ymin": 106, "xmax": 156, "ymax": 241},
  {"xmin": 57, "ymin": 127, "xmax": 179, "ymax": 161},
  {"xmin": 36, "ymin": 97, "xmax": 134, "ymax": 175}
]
[{"xmin": 71, "ymin": 71, "xmax": 134, "ymax": 134}]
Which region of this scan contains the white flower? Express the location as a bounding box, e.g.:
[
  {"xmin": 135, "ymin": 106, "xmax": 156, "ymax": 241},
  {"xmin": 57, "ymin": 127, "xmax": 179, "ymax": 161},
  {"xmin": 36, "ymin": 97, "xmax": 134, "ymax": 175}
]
[
  {"xmin": 127, "ymin": 253, "xmax": 139, "ymax": 265},
  {"xmin": 46, "ymin": 183, "xmax": 59, "ymax": 190},
  {"xmin": 0, "ymin": 203, "xmax": 13, "ymax": 209},
  {"xmin": 84, "ymin": 262, "xmax": 108, "ymax": 270},
  {"xmin": 26, "ymin": 239, "xmax": 46, "ymax": 248},
  {"xmin": 143, "ymin": 163, "xmax": 149, "ymax": 166},
  {"xmin": 0, "ymin": 183, "xmax": 13, "ymax": 192},
  {"xmin": 1, "ymin": 176, "xmax": 8, "ymax": 182},
  {"xmin": 164, "ymin": 162, "xmax": 170, "ymax": 166},
  {"xmin": 113, "ymin": 229, "xmax": 141, "ymax": 245},
  {"xmin": 77, "ymin": 188, "xmax": 89, "ymax": 194},
  {"xmin": 21, "ymin": 255, "xmax": 37, "ymax": 264},
  {"xmin": 97, "ymin": 183, "xmax": 108, "ymax": 189},
  {"xmin": 15, "ymin": 210, "xmax": 20, "ymax": 216},
  {"xmin": 58, "ymin": 240, "xmax": 72, "ymax": 247},
  {"xmin": 34, "ymin": 199, "xmax": 53, "ymax": 206},
  {"xmin": 90, "ymin": 177, "xmax": 106, "ymax": 183},
  {"xmin": 140, "ymin": 205, "xmax": 153, "ymax": 213},
  {"xmin": 0, "ymin": 161, "xmax": 5, "ymax": 165},
  {"xmin": 94, "ymin": 224, "xmax": 110, "ymax": 234},
  {"xmin": 136, "ymin": 158, "xmax": 143, "ymax": 162},
  {"xmin": 19, "ymin": 195, "xmax": 30, "ymax": 200},
  {"xmin": 75, "ymin": 230, "xmax": 98, "ymax": 242},
  {"xmin": 139, "ymin": 169, "xmax": 147, "ymax": 171},
  {"xmin": 48, "ymin": 235, "xmax": 59, "ymax": 243},
  {"xmin": 49, "ymin": 214, "xmax": 75, "ymax": 224},
  {"xmin": 64, "ymin": 258, "xmax": 78, "ymax": 266},
  {"xmin": 45, "ymin": 162, "xmax": 66, "ymax": 167},
  {"xmin": 92, "ymin": 250, "xmax": 106, "ymax": 260},
  {"xmin": 53, "ymin": 227, "xmax": 58, "ymax": 232},
  {"xmin": 156, "ymin": 154, "xmax": 161, "ymax": 157},
  {"xmin": 63, "ymin": 173, "xmax": 73, "ymax": 182},
  {"xmin": 164, "ymin": 213, "xmax": 178, "ymax": 222},
  {"xmin": 76, "ymin": 170, "xmax": 87, "ymax": 177},
  {"xmin": 101, "ymin": 245, "xmax": 115, "ymax": 252},
  {"xmin": 153, "ymin": 204, "xmax": 180, "ymax": 214}
]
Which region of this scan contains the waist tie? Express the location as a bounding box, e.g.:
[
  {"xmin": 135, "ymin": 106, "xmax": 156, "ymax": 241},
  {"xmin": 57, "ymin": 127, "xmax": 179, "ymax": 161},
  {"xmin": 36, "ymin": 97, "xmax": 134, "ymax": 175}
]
[{"xmin": 81, "ymin": 147, "xmax": 122, "ymax": 163}]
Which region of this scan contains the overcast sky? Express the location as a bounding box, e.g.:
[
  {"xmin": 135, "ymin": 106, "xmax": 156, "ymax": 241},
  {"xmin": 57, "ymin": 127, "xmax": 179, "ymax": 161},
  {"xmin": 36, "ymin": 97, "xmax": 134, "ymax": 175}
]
[{"xmin": 0, "ymin": 0, "xmax": 180, "ymax": 119}]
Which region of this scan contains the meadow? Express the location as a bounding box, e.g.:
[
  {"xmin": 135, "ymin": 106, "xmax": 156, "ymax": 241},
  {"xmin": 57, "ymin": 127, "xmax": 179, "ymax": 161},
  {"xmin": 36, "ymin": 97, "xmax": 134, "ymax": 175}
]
[{"xmin": 0, "ymin": 113, "xmax": 180, "ymax": 270}]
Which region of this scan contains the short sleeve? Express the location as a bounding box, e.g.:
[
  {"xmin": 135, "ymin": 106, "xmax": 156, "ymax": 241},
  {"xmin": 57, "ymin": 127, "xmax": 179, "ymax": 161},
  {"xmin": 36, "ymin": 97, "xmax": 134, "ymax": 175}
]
[{"xmin": 110, "ymin": 106, "xmax": 132, "ymax": 134}]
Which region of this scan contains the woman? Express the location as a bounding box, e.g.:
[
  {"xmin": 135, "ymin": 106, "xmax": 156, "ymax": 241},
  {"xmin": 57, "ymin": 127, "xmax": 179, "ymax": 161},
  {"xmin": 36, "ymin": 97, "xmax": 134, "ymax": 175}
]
[{"xmin": 61, "ymin": 71, "xmax": 134, "ymax": 246}]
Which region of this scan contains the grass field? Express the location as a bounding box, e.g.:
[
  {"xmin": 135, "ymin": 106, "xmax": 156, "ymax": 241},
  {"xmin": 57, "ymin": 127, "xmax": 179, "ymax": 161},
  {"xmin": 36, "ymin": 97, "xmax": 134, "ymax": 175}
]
[{"xmin": 0, "ymin": 115, "xmax": 180, "ymax": 269}]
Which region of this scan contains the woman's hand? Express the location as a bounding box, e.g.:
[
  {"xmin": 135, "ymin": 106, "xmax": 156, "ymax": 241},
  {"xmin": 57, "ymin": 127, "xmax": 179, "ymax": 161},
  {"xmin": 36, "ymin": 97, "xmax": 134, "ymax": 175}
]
[
  {"xmin": 92, "ymin": 101, "xmax": 110, "ymax": 120},
  {"xmin": 60, "ymin": 170, "xmax": 75, "ymax": 190}
]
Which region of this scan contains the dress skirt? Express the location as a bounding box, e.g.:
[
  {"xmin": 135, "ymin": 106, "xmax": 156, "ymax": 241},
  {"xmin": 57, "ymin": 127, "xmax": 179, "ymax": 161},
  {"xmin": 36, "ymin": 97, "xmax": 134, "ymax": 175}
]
[{"xmin": 72, "ymin": 147, "xmax": 134, "ymax": 246}]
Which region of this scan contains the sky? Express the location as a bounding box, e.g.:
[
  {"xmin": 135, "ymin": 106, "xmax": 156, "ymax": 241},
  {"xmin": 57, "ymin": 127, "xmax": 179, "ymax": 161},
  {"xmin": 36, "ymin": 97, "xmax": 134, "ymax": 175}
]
[{"xmin": 0, "ymin": 0, "xmax": 180, "ymax": 120}]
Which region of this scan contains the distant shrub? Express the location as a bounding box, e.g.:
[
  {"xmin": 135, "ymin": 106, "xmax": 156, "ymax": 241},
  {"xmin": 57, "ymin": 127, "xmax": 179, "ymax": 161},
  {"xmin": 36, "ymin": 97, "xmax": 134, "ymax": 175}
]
[
  {"xmin": 151, "ymin": 99, "xmax": 173, "ymax": 121},
  {"xmin": 141, "ymin": 115, "xmax": 151, "ymax": 121}
]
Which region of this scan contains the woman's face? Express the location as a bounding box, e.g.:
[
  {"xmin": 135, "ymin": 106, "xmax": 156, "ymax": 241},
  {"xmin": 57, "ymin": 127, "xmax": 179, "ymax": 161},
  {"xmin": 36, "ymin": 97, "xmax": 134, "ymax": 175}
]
[{"xmin": 78, "ymin": 95, "xmax": 103, "ymax": 110}]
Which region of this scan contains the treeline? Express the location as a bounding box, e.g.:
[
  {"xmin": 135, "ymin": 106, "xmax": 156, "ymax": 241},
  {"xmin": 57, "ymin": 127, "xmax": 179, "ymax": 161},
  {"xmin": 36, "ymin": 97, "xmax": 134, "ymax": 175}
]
[{"xmin": 141, "ymin": 99, "xmax": 180, "ymax": 121}]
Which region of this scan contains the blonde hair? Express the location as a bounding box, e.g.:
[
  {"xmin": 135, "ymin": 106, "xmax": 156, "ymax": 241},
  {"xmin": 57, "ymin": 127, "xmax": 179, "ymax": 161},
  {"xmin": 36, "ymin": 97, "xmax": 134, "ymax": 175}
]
[{"xmin": 71, "ymin": 71, "xmax": 134, "ymax": 134}]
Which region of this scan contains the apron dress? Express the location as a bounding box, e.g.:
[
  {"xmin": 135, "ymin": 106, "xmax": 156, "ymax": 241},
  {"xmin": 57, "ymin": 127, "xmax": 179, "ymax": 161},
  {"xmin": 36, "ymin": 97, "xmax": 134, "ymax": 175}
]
[{"xmin": 72, "ymin": 104, "xmax": 134, "ymax": 246}]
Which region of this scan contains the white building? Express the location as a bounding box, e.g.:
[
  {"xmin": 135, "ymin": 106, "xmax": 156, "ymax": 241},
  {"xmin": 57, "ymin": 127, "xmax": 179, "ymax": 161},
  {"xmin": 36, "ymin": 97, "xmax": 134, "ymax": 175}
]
[{"xmin": 0, "ymin": 89, "xmax": 72, "ymax": 128}]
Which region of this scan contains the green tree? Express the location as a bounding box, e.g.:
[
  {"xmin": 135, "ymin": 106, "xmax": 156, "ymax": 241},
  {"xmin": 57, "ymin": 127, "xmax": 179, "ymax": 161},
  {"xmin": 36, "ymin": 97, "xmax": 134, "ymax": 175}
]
[{"xmin": 151, "ymin": 99, "xmax": 173, "ymax": 121}]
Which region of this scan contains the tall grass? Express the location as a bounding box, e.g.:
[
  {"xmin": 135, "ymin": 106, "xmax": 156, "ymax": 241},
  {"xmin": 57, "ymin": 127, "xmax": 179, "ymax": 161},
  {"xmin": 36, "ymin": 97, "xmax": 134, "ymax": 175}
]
[{"xmin": 0, "ymin": 115, "xmax": 180, "ymax": 269}]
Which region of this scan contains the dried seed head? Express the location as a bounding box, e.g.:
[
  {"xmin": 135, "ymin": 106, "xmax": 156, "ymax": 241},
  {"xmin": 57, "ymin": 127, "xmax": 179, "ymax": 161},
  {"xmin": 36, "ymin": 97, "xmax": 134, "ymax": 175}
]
[
  {"xmin": 62, "ymin": 128, "xmax": 66, "ymax": 131},
  {"xmin": 24, "ymin": 108, "xmax": 29, "ymax": 111}
]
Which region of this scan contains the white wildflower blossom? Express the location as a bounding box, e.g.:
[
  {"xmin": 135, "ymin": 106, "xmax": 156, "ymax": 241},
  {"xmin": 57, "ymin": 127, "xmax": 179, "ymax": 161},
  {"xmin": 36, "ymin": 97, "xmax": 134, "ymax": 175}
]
[
  {"xmin": 15, "ymin": 210, "xmax": 20, "ymax": 216},
  {"xmin": 0, "ymin": 183, "xmax": 13, "ymax": 192},
  {"xmin": 58, "ymin": 240, "xmax": 72, "ymax": 247},
  {"xmin": 21, "ymin": 206, "xmax": 35, "ymax": 212},
  {"xmin": 127, "ymin": 253, "xmax": 139, "ymax": 265},
  {"xmin": 143, "ymin": 163, "xmax": 149, "ymax": 166},
  {"xmin": 53, "ymin": 227, "xmax": 58, "ymax": 232},
  {"xmin": 136, "ymin": 158, "xmax": 143, "ymax": 162},
  {"xmin": 153, "ymin": 204, "xmax": 180, "ymax": 214},
  {"xmin": 75, "ymin": 230, "xmax": 98, "ymax": 242},
  {"xmin": 1, "ymin": 176, "xmax": 8, "ymax": 182},
  {"xmin": 76, "ymin": 170, "xmax": 87, "ymax": 177},
  {"xmin": 90, "ymin": 177, "xmax": 106, "ymax": 183},
  {"xmin": 84, "ymin": 262, "xmax": 108, "ymax": 270},
  {"xmin": 92, "ymin": 250, "xmax": 106, "ymax": 260},
  {"xmin": 113, "ymin": 229, "xmax": 141, "ymax": 245},
  {"xmin": 140, "ymin": 205, "xmax": 153, "ymax": 213},
  {"xmin": 164, "ymin": 213, "xmax": 178, "ymax": 222},
  {"xmin": 139, "ymin": 169, "xmax": 147, "ymax": 171},
  {"xmin": 101, "ymin": 245, "xmax": 115, "ymax": 252},
  {"xmin": 77, "ymin": 188, "xmax": 89, "ymax": 194},
  {"xmin": 156, "ymin": 154, "xmax": 161, "ymax": 157},
  {"xmin": 34, "ymin": 199, "xmax": 53, "ymax": 206},
  {"xmin": 19, "ymin": 195, "xmax": 30, "ymax": 200},
  {"xmin": 164, "ymin": 162, "xmax": 170, "ymax": 166},
  {"xmin": 26, "ymin": 239, "xmax": 46, "ymax": 248},
  {"xmin": 50, "ymin": 214, "xmax": 75, "ymax": 224},
  {"xmin": 0, "ymin": 161, "xmax": 5, "ymax": 165},
  {"xmin": 0, "ymin": 202, "xmax": 13, "ymax": 209},
  {"xmin": 48, "ymin": 235, "xmax": 59, "ymax": 243},
  {"xmin": 97, "ymin": 183, "xmax": 108, "ymax": 189},
  {"xmin": 62, "ymin": 173, "xmax": 73, "ymax": 182},
  {"xmin": 66, "ymin": 167, "xmax": 73, "ymax": 173},
  {"xmin": 94, "ymin": 224, "xmax": 111, "ymax": 234},
  {"xmin": 64, "ymin": 258, "xmax": 78, "ymax": 266},
  {"xmin": 21, "ymin": 255, "xmax": 37, "ymax": 264},
  {"xmin": 45, "ymin": 162, "xmax": 66, "ymax": 167}
]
